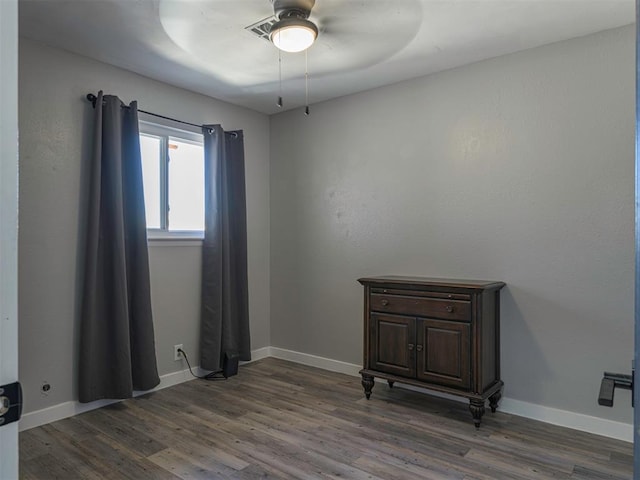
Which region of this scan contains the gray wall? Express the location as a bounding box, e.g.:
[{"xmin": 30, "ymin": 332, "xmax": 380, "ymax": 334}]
[
  {"xmin": 19, "ymin": 25, "xmax": 635, "ymax": 427},
  {"xmin": 18, "ymin": 39, "xmax": 270, "ymax": 413},
  {"xmin": 270, "ymin": 26, "xmax": 635, "ymax": 423}
]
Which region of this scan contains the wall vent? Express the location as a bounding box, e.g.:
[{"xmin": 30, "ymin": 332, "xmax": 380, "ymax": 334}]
[{"xmin": 244, "ymin": 16, "xmax": 277, "ymax": 41}]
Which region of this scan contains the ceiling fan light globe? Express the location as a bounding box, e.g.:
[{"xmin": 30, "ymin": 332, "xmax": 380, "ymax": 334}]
[{"xmin": 270, "ymin": 20, "xmax": 317, "ymax": 53}]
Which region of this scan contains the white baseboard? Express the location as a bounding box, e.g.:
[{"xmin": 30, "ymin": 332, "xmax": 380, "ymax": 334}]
[
  {"xmin": 270, "ymin": 347, "xmax": 633, "ymax": 443},
  {"xmin": 498, "ymin": 397, "xmax": 633, "ymax": 443},
  {"xmin": 243, "ymin": 346, "xmax": 272, "ymax": 363},
  {"xmin": 20, "ymin": 346, "xmax": 633, "ymax": 443},
  {"xmin": 19, "ymin": 366, "xmax": 198, "ymax": 432},
  {"xmin": 20, "ymin": 346, "xmax": 274, "ymax": 432},
  {"xmin": 270, "ymin": 347, "xmax": 362, "ymax": 376}
]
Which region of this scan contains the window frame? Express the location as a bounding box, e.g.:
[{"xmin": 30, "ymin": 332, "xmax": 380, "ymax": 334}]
[{"xmin": 139, "ymin": 120, "xmax": 205, "ymax": 241}]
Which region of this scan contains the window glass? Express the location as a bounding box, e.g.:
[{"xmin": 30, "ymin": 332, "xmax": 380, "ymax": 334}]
[
  {"xmin": 168, "ymin": 138, "xmax": 204, "ymax": 231},
  {"xmin": 138, "ymin": 122, "xmax": 205, "ymax": 237},
  {"xmin": 140, "ymin": 134, "xmax": 162, "ymax": 229}
]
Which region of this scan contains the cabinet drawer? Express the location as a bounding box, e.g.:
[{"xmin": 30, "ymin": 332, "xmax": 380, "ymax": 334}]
[{"xmin": 370, "ymin": 293, "xmax": 470, "ymax": 321}]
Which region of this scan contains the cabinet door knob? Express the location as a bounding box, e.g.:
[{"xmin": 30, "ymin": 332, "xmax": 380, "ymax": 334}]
[
  {"xmin": 408, "ymin": 343, "xmax": 414, "ymax": 351},
  {"xmin": 446, "ymin": 305, "xmax": 453, "ymax": 313},
  {"xmin": 381, "ymin": 299, "xmax": 389, "ymax": 306},
  {"xmin": 416, "ymin": 345, "xmax": 423, "ymax": 352}
]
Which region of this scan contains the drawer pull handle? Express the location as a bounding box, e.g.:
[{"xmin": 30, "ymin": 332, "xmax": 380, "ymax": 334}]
[
  {"xmin": 408, "ymin": 343, "xmax": 414, "ymax": 351},
  {"xmin": 446, "ymin": 305, "xmax": 454, "ymax": 313},
  {"xmin": 416, "ymin": 345, "xmax": 423, "ymax": 352},
  {"xmin": 381, "ymin": 299, "xmax": 389, "ymax": 306}
]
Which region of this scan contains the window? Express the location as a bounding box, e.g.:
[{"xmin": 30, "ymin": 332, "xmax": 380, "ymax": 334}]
[{"xmin": 139, "ymin": 122, "xmax": 205, "ymax": 238}]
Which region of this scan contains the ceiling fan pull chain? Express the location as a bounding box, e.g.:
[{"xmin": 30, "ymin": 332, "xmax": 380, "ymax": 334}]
[
  {"xmin": 277, "ymin": 48, "xmax": 283, "ymax": 108},
  {"xmin": 305, "ymin": 49, "xmax": 310, "ymax": 115}
]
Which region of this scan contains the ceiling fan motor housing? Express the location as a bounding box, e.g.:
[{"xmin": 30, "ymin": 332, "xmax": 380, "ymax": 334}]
[{"xmin": 272, "ymin": 0, "xmax": 315, "ymax": 20}]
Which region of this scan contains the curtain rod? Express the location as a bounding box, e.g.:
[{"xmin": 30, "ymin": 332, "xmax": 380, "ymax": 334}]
[{"xmin": 85, "ymin": 93, "xmax": 237, "ymax": 136}]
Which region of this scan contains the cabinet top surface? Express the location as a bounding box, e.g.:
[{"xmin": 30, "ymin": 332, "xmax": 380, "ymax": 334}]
[{"xmin": 358, "ymin": 275, "xmax": 505, "ymax": 290}]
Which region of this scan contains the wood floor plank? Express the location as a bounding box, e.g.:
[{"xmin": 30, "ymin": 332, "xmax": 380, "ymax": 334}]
[
  {"xmin": 69, "ymin": 433, "xmax": 181, "ymax": 480},
  {"xmin": 98, "ymin": 402, "xmax": 251, "ymax": 472},
  {"xmin": 229, "ymin": 464, "xmax": 279, "ymax": 479},
  {"xmin": 19, "ymin": 453, "xmax": 89, "ymax": 480},
  {"xmin": 147, "ymin": 448, "xmax": 238, "ymax": 480},
  {"xmin": 19, "ymin": 425, "xmax": 108, "ymax": 480},
  {"xmin": 76, "ymin": 405, "xmax": 167, "ymax": 457},
  {"xmin": 19, "ymin": 358, "xmax": 633, "ymax": 479}
]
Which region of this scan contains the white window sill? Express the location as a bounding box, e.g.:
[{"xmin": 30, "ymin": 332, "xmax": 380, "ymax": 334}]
[{"xmin": 147, "ymin": 230, "xmax": 204, "ymax": 246}]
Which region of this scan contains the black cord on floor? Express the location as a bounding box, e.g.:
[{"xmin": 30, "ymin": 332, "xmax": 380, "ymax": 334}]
[{"xmin": 177, "ymin": 348, "xmax": 226, "ymax": 381}]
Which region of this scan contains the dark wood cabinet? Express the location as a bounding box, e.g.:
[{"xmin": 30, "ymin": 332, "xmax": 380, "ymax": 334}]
[
  {"xmin": 359, "ymin": 275, "xmax": 505, "ymax": 428},
  {"xmin": 417, "ymin": 318, "xmax": 471, "ymax": 389},
  {"xmin": 370, "ymin": 313, "xmax": 416, "ymax": 377}
]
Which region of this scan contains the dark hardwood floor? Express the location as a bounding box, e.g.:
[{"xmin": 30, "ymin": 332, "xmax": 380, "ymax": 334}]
[{"xmin": 20, "ymin": 358, "xmax": 632, "ymax": 479}]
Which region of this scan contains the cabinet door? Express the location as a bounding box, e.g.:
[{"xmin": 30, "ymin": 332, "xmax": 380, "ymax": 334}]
[
  {"xmin": 369, "ymin": 313, "xmax": 415, "ymax": 378},
  {"xmin": 416, "ymin": 318, "xmax": 470, "ymax": 390}
]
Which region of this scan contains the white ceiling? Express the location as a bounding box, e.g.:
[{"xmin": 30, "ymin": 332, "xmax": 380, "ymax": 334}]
[{"xmin": 19, "ymin": 0, "xmax": 635, "ymax": 115}]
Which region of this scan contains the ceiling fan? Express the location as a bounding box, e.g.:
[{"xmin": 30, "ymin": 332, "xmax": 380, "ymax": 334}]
[
  {"xmin": 159, "ymin": 0, "xmax": 422, "ymax": 111},
  {"xmin": 248, "ymin": 0, "xmax": 420, "ymax": 52},
  {"xmin": 268, "ymin": 0, "xmax": 318, "ymax": 53},
  {"xmin": 245, "ymin": 0, "xmax": 321, "ymax": 111},
  {"xmin": 243, "ymin": 0, "xmax": 423, "ymax": 111}
]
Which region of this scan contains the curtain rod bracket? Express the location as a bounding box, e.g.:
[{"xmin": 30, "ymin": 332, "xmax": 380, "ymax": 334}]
[{"xmin": 86, "ymin": 93, "xmax": 98, "ymax": 108}]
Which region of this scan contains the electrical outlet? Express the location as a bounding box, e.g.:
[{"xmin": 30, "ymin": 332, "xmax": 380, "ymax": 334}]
[
  {"xmin": 174, "ymin": 344, "xmax": 183, "ymax": 361},
  {"xmin": 41, "ymin": 381, "xmax": 51, "ymax": 396}
]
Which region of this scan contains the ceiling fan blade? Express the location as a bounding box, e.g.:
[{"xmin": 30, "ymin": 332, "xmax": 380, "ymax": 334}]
[
  {"xmin": 300, "ymin": 0, "xmax": 422, "ymax": 76},
  {"xmin": 159, "ymin": 0, "xmax": 278, "ymax": 85},
  {"xmin": 313, "ymin": 0, "xmax": 422, "ymax": 38}
]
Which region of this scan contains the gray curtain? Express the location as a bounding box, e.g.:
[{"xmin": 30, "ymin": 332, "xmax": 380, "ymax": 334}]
[
  {"xmin": 79, "ymin": 91, "xmax": 160, "ymax": 403},
  {"xmin": 200, "ymin": 125, "xmax": 251, "ymax": 371}
]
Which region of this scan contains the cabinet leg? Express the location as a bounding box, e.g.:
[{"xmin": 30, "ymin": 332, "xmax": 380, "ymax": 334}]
[
  {"xmin": 388, "ymin": 380, "xmax": 395, "ymax": 389},
  {"xmin": 469, "ymin": 399, "xmax": 485, "ymax": 429},
  {"xmin": 361, "ymin": 374, "xmax": 375, "ymax": 399},
  {"xmin": 489, "ymin": 390, "xmax": 502, "ymax": 413}
]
